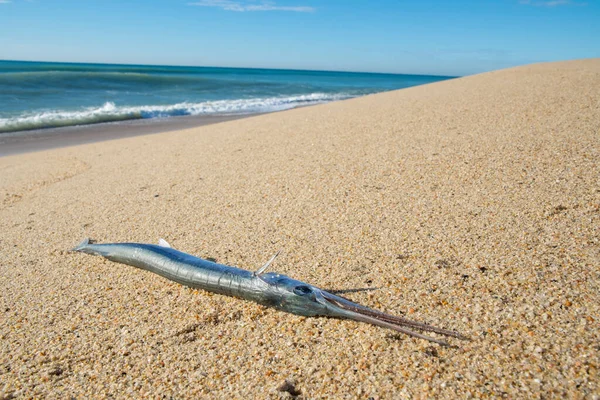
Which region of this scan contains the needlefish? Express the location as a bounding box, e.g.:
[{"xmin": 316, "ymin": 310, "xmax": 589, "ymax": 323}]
[{"xmin": 72, "ymin": 238, "xmax": 467, "ymax": 346}]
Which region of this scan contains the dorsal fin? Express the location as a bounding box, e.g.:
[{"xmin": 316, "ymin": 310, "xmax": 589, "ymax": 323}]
[
  {"xmin": 158, "ymin": 238, "xmax": 171, "ymax": 248},
  {"xmin": 254, "ymin": 250, "xmax": 281, "ymax": 276}
]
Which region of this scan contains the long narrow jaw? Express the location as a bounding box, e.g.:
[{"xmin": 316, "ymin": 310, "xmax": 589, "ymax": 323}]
[{"xmin": 318, "ymin": 291, "xmax": 468, "ymax": 346}]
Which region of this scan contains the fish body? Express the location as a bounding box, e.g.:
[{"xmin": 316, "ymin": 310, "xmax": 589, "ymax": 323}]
[{"xmin": 73, "ymin": 238, "xmax": 466, "ymax": 345}]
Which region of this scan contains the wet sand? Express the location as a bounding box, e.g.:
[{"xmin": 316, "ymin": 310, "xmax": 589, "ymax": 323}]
[
  {"xmin": 0, "ymin": 114, "xmax": 252, "ymax": 157},
  {"xmin": 1, "ymin": 59, "xmax": 598, "ymax": 398}
]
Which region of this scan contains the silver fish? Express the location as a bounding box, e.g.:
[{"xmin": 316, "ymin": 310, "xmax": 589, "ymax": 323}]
[{"xmin": 73, "ymin": 238, "xmax": 467, "ymax": 346}]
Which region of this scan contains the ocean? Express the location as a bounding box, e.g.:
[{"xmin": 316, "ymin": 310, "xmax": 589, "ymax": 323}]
[{"xmin": 0, "ymin": 60, "xmax": 454, "ymax": 134}]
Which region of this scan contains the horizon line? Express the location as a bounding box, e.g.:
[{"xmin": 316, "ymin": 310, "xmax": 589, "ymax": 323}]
[{"xmin": 0, "ymin": 58, "xmax": 461, "ymax": 78}]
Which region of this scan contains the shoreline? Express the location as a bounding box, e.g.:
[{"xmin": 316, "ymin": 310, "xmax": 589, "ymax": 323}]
[
  {"xmin": 1, "ymin": 60, "xmax": 456, "ymax": 159},
  {"xmin": 0, "ymin": 113, "xmax": 257, "ymax": 157}
]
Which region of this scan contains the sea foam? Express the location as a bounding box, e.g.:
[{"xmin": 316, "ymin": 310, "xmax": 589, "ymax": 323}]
[{"xmin": 0, "ymin": 93, "xmax": 350, "ymax": 133}]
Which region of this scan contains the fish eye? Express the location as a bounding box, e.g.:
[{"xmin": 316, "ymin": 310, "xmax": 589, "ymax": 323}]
[{"xmin": 293, "ymin": 285, "xmax": 313, "ymax": 296}]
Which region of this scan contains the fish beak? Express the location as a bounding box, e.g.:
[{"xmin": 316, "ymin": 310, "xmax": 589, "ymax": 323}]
[{"xmin": 316, "ymin": 290, "xmax": 468, "ymax": 346}]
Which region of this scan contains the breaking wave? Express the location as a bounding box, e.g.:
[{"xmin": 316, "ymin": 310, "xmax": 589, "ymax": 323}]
[{"xmin": 0, "ymin": 93, "xmax": 352, "ymax": 133}]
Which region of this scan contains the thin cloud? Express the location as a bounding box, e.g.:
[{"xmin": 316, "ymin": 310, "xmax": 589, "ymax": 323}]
[
  {"xmin": 0, "ymin": 0, "xmax": 11, "ymax": 3},
  {"xmin": 519, "ymin": 0, "xmax": 586, "ymax": 6},
  {"xmin": 189, "ymin": 0, "xmax": 315, "ymax": 12}
]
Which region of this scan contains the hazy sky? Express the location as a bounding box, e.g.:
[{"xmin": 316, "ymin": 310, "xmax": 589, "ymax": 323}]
[{"xmin": 1, "ymin": 0, "xmax": 598, "ymax": 76}]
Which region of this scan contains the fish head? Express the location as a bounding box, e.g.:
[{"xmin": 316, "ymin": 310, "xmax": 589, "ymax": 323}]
[
  {"xmin": 258, "ymin": 272, "xmax": 380, "ymax": 321},
  {"xmin": 258, "ymin": 272, "xmax": 462, "ymax": 346},
  {"xmin": 258, "ymin": 273, "xmax": 331, "ymax": 317}
]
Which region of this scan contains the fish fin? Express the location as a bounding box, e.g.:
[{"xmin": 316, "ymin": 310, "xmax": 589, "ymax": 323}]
[
  {"xmin": 72, "ymin": 237, "xmax": 90, "ymax": 252},
  {"xmin": 158, "ymin": 238, "xmax": 171, "ymax": 248},
  {"xmin": 254, "ymin": 250, "xmax": 281, "ymax": 276}
]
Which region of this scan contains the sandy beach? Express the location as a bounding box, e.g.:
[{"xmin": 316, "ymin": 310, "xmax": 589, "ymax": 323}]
[{"xmin": 1, "ymin": 59, "xmax": 598, "ymax": 398}]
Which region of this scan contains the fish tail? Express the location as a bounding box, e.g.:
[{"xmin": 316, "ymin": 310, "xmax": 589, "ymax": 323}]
[{"xmin": 72, "ymin": 237, "xmax": 91, "ymax": 252}]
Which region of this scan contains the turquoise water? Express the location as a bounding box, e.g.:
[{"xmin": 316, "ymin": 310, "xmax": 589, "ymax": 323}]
[{"xmin": 0, "ymin": 60, "xmax": 454, "ymax": 133}]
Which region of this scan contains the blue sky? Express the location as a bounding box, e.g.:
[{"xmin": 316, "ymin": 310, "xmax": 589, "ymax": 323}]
[{"xmin": 0, "ymin": 0, "xmax": 598, "ymax": 76}]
